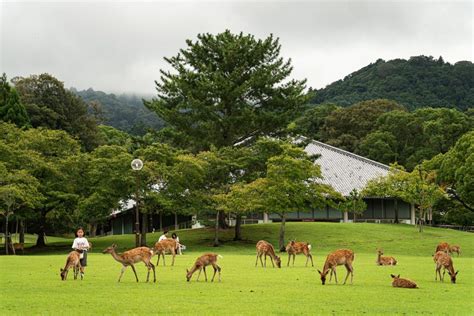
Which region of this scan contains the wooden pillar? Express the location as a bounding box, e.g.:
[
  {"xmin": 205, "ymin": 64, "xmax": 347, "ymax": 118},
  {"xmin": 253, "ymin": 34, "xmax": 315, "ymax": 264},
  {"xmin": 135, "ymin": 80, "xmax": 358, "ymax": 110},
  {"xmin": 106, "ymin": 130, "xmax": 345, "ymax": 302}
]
[
  {"xmin": 343, "ymin": 211, "xmax": 349, "ymax": 223},
  {"xmin": 410, "ymin": 203, "xmax": 416, "ymax": 225},
  {"xmin": 263, "ymin": 212, "xmax": 269, "ymax": 223}
]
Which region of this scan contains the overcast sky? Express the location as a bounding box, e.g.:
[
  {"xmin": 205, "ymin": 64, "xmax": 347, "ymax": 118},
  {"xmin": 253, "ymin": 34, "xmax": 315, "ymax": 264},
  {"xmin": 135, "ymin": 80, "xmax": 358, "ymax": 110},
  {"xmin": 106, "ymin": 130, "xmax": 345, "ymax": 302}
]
[{"xmin": 1, "ymin": 0, "xmax": 472, "ymax": 95}]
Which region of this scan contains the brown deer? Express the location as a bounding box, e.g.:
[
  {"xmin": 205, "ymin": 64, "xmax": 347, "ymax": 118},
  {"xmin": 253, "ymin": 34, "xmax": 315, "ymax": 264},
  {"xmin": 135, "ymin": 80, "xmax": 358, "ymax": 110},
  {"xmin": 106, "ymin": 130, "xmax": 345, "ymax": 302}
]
[
  {"xmin": 154, "ymin": 238, "xmax": 177, "ymax": 266},
  {"xmin": 435, "ymin": 242, "xmax": 450, "ymax": 253},
  {"xmin": 60, "ymin": 250, "xmax": 83, "ymax": 281},
  {"xmin": 434, "ymin": 251, "xmax": 458, "ymax": 283},
  {"xmin": 12, "ymin": 243, "xmax": 25, "ymax": 255},
  {"xmin": 449, "ymin": 245, "xmax": 461, "ymax": 256},
  {"xmin": 186, "ymin": 253, "xmax": 222, "ymax": 282},
  {"xmin": 102, "ymin": 244, "xmax": 156, "ymax": 283},
  {"xmin": 317, "ymin": 249, "xmax": 355, "ymax": 285},
  {"xmin": 255, "ymin": 240, "xmax": 281, "ymax": 268},
  {"xmin": 391, "ymin": 274, "xmax": 418, "ymax": 288},
  {"xmin": 285, "ymin": 241, "xmax": 314, "ymax": 267},
  {"xmin": 376, "ymin": 249, "xmax": 397, "ymax": 265}
]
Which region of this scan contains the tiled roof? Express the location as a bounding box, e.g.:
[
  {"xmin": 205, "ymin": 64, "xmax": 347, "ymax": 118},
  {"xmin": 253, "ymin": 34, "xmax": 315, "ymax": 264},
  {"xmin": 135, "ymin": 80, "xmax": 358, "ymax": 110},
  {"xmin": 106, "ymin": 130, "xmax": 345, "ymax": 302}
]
[{"xmin": 304, "ymin": 140, "xmax": 389, "ymax": 196}]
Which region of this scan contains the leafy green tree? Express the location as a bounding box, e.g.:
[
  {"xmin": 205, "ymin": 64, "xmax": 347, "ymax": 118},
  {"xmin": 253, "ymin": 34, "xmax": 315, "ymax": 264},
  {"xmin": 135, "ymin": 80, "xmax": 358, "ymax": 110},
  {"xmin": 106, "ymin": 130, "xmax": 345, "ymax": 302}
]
[
  {"xmin": 146, "ymin": 30, "xmax": 308, "ymax": 151},
  {"xmin": 337, "ymin": 189, "xmax": 367, "ymax": 222},
  {"xmin": 289, "ymin": 103, "xmax": 340, "ymax": 140},
  {"xmin": 0, "ymin": 73, "xmax": 30, "ymax": 128}
]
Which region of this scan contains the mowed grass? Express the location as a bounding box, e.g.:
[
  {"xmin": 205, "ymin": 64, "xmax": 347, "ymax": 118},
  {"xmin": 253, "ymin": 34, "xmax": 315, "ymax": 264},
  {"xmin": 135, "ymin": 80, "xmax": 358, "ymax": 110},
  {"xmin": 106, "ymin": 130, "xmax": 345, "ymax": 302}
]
[{"xmin": 1, "ymin": 223, "xmax": 473, "ymax": 315}]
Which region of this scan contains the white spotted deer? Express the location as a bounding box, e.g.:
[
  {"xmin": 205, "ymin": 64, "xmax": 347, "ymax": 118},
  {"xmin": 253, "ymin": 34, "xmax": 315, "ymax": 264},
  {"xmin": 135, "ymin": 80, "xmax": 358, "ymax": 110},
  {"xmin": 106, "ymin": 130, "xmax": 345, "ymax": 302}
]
[
  {"xmin": 102, "ymin": 244, "xmax": 156, "ymax": 283},
  {"xmin": 186, "ymin": 253, "xmax": 222, "ymax": 282},
  {"xmin": 391, "ymin": 274, "xmax": 418, "ymax": 288},
  {"xmin": 285, "ymin": 241, "xmax": 314, "ymax": 267},
  {"xmin": 154, "ymin": 238, "xmax": 177, "ymax": 266},
  {"xmin": 60, "ymin": 250, "xmax": 83, "ymax": 281},
  {"xmin": 435, "ymin": 242, "xmax": 449, "ymax": 253},
  {"xmin": 376, "ymin": 249, "xmax": 397, "ymax": 266},
  {"xmin": 449, "ymin": 245, "xmax": 461, "ymax": 256},
  {"xmin": 434, "ymin": 251, "xmax": 459, "ymax": 283},
  {"xmin": 255, "ymin": 240, "xmax": 281, "ymax": 268},
  {"xmin": 317, "ymin": 249, "xmax": 355, "ymax": 285}
]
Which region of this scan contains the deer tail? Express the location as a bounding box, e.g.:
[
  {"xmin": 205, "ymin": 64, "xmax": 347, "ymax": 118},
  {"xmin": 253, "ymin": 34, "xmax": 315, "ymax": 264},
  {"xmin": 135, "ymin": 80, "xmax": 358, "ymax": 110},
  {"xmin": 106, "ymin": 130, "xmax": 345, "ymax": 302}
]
[
  {"xmin": 150, "ymin": 249, "xmax": 155, "ymax": 256},
  {"xmin": 308, "ymin": 244, "xmax": 312, "ymax": 251},
  {"xmin": 218, "ymin": 254, "xmax": 223, "ymax": 259}
]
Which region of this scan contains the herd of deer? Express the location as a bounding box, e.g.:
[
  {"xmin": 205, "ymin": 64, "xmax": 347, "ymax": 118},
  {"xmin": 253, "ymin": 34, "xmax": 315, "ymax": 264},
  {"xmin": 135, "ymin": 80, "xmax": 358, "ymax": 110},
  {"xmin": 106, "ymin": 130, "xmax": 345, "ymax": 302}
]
[{"xmin": 59, "ymin": 237, "xmax": 462, "ymax": 289}]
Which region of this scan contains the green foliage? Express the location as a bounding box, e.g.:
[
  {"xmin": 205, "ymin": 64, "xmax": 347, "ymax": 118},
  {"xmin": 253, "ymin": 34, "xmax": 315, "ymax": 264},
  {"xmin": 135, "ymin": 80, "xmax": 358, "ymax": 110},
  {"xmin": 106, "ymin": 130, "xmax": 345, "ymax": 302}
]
[
  {"xmin": 310, "ymin": 56, "xmax": 474, "ymax": 110},
  {"xmin": 74, "ymin": 88, "xmax": 164, "ymax": 136},
  {"xmin": 337, "ymin": 189, "xmax": 367, "ymax": 220},
  {"xmin": 13, "ymin": 74, "xmax": 101, "ymax": 151},
  {"xmin": 0, "ymin": 73, "xmax": 30, "ymax": 128},
  {"xmin": 146, "ymin": 30, "xmax": 308, "ymax": 151}
]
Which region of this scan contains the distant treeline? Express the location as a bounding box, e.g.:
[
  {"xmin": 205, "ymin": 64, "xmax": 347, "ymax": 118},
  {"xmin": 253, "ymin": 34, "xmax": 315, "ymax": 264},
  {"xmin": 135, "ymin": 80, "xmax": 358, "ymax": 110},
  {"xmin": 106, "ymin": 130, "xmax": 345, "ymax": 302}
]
[{"xmin": 309, "ymin": 56, "xmax": 474, "ymax": 110}]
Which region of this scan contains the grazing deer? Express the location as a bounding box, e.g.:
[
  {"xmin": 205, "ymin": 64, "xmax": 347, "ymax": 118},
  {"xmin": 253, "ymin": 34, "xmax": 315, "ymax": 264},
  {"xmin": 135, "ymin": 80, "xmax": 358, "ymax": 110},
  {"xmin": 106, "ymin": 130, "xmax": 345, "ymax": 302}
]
[
  {"xmin": 285, "ymin": 241, "xmax": 314, "ymax": 267},
  {"xmin": 376, "ymin": 249, "xmax": 397, "ymax": 266},
  {"xmin": 186, "ymin": 253, "xmax": 222, "ymax": 282},
  {"xmin": 12, "ymin": 243, "xmax": 25, "ymax": 255},
  {"xmin": 449, "ymin": 245, "xmax": 461, "ymax": 256},
  {"xmin": 317, "ymin": 249, "xmax": 355, "ymax": 285},
  {"xmin": 102, "ymin": 244, "xmax": 156, "ymax": 283},
  {"xmin": 434, "ymin": 251, "xmax": 458, "ymax": 283},
  {"xmin": 60, "ymin": 250, "xmax": 83, "ymax": 281},
  {"xmin": 435, "ymin": 242, "xmax": 450, "ymax": 253},
  {"xmin": 391, "ymin": 274, "xmax": 418, "ymax": 289},
  {"xmin": 255, "ymin": 240, "xmax": 281, "ymax": 268},
  {"xmin": 154, "ymin": 238, "xmax": 177, "ymax": 266}
]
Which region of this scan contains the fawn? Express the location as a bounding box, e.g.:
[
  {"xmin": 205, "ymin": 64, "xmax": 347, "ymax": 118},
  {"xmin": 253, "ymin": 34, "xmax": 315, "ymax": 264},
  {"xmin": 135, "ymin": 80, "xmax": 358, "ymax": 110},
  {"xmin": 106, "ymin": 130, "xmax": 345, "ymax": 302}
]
[
  {"xmin": 102, "ymin": 244, "xmax": 156, "ymax": 283},
  {"xmin": 12, "ymin": 243, "xmax": 25, "ymax": 255},
  {"xmin": 391, "ymin": 274, "xmax": 418, "ymax": 289},
  {"xmin": 435, "ymin": 242, "xmax": 449, "ymax": 253},
  {"xmin": 186, "ymin": 253, "xmax": 222, "ymax": 282},
  {"xmin": 376, "ymin": 249, "xmax": 397, "ymax": 265},
  {"xmin": 255, "ymin": 240, "xmax": 281, "ymax": 268},
  {"xmin": 285, "ymin": 241, "xmax": 314, "ymax": 267},
  {"xmin": 154, "ymin": 238, "xmax": 177, "ymax": 266},
  {"xmin": 434, "ymin": 251, "xmax": 458, "ymax": 283},
  {"xmin": 60, "ymin": 250, "xmax": 83, "ymax": 281},
  {"xmin": 317, "ymin": 249, "xmax": 354, "ymax": 285}
]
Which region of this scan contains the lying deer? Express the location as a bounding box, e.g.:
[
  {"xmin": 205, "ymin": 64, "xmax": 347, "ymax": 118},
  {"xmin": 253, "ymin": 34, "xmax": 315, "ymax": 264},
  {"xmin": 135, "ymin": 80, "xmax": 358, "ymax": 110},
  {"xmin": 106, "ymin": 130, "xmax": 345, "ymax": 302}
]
[
  {"xmin": 12, "ymin": 243, "xmax": 25, "ymax": 255},
  {"xmin": 317, "ymin": 249, "xmax": 354, "ymax": 285},
  {"xmin": 60, "ymin": 250, "xmax": 83, "ymax": 281},
  {"xmin": 255, "ymin": 240, "xmax": 281, "ymax": 268},
  {"xmin": 449, "ymin": 245, "xmax": 461, "ymax": 256},
  {"xmin": 102, "ymin": 244, "xmax": 156, "ymax": 283},
  {"xmin": 186, "ymin": 253, "xmax": 222, "ymax": 282},
  {"xmin": 391, "ymin": 274, "xmax": 418, "ymax": 289},
  {"xmin": 285, "ymin": 241, "xmax": 314, "ymax": 267},
  {"xmin": 434, "ymin": 251, "xmax": 458, "ymax": 283},
  {"xmin": 376, "ymin": 249, "xmax": 397, "ymax": 266},
  {"xmin": 435, "ymin": 242, "xmax": 450, "ymax": 253},
  {"xmin": 154, "ymin": 238, "xmax": 177, "ymax": 266}
]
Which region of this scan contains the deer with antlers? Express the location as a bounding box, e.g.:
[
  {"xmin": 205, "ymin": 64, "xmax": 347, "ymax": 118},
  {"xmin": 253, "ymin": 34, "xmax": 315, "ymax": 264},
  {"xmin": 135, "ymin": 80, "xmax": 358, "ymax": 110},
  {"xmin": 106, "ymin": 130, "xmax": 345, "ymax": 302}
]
[
  {"xmin": 154, "ymin": 238, "xmax": 177, "ymax": 266},
  {"xmin": 376, "ymin": 249, "xmax": 397, "ymax": 266},
  {"xmin": 186, "ymin": 253, "xmax": 222, "ymax": 282},
  {"xmin": 60, "ymin": 250, "xmax": 83, "ymax": 281},
  {"xmin": 391, "ymin": 274, "xmax": 418, "ymax": 289},
  {"xmin": 317, "ymin": 249, "xmax": 355, "ymax": 285},
  {"xmin": 102, "ymin": 244, "xmax": 156, "ymax": 283},
  {"xmin": 255, "ymin": 240, "xmax": 281, "ymax": 268},
  {"xmin": 434, "ymin": 251, "xmax": 459, "ymax": 283},
  {"xmin": 285, "ymin": 241, "xmax": 314, "ymax": 267}
]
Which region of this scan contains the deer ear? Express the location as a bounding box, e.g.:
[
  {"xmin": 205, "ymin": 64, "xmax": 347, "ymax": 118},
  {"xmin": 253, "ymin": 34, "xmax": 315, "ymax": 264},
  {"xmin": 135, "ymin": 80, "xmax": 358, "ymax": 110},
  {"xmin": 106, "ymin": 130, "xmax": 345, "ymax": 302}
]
[
  {"xmin": 455, "ymin": 271, "xmax": 459, "ymax": 275},
  {"xmin": 390, "ymin": 274, "xmax": 395, "ymax": 278},
  {"xmin": 317, "ymin": 270, "xmax": 322, "ymax": 274},
  {"xmin": 186, "ymin": 269, "xmax": 189, "ymax": 273},
  {"xmin": 397, "ymin": 274, "xmax": 400, "ymax": 278}
]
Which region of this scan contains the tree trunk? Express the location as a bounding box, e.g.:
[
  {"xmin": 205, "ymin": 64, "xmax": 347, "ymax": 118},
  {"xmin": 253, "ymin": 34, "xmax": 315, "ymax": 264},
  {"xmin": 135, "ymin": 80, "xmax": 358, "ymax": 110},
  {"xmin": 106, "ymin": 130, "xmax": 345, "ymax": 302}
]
[
  {"xmin": 35, "ymin": 210, "xmax": 47, "ymax": 248},
  {"xmin": 174, "ymin": 212, "xmax": 178, "ymax": 231},
  {"xmin": 394, "ymin": 199, "xmax": 399, "ymax": 224},
  {"xmin": 279, "ymin": 215, "xmax": 286, "ymax": 252},
  {"xmin": 159, "ymin": 211, "xmax": 163, "ymax": 231},
  {"xmin": 213, "ymin": 211, "xmax": 220, "ymax": 247},
  {"xmin": 89, "ymin": 223, "xmax": 97, "ymax": 237},
  {"xmin": 234, "ymin": 214, "xmax": 242, "ymax": 241},
  {"xmin": 19, "ymin": 220, "xmax": 25, "ymax": 244},
  {"xmin": 141, "ymin": 212, "xmax": 148, "ymax": 246},
  {"xmin": 218, "ymin": 210, "xmax": 228, "ymax": 229},
  {"xmin": 4, "ymin": 213, "xmax": 9, "ymax": 255}
]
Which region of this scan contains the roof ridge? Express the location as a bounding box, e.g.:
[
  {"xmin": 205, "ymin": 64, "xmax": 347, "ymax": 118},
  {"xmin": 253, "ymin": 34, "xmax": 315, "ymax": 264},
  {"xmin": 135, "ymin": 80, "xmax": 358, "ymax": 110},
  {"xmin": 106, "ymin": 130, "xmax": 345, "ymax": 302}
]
[{"xmin": 306, "ymin": 139, "xmax": 390, "ymax": 171}]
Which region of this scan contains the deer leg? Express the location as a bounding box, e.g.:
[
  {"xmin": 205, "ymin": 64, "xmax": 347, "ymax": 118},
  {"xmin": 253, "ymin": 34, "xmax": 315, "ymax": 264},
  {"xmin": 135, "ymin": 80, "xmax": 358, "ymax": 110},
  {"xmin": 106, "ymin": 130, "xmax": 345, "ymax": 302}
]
[
  {"xmin": 197, "ymin": 268, "xmax": 202, "ymax": 281},
  {"xmin": 264, "ymin": 254, "xmax": 267, "ymax": 267},
  {"xmin": 287, "ymin": 254, "xmax": 291, "ymax": 267},
  {"xmin": 118, "ymin": 266, "xmax": 127, "ymax": 282},
  {"xmin": 310, "ymin": 254, "xmax": 314, "ymax": 267},
  {"xmin": 162, "ymin": 253, "xmax": 166, "ymax": 266},
  {"xmin": 156, "ymin": 251, "xmax": 160, "ymax": 266},
  {"xmin": 211, "ymin": 264, "xmax": 218, "ymax": 282},
  {"xmin": 270, "ymin": 256, "xmax": 275, "ymax": 268},
  {"xmin": 150, "ymin": 262, "xmax": 156, "ymax": 283},
  {"xmin": 329, "ymin": 269, "xmax": 333, "ymax": 282},
  {"xmin": 292, "ymin": 254, "xmax": 295, "ymax": 266},
  {"xmin": 171, "ymin": 250, "xmax": 176, "ymax": 266},
  {"xmin": 343, "ymin": 264, "xmax": 353, "ymax": 285},
  {"xmin": 203, "ymin": 266, "xmax": 208, "ymax": 282},
  {"xmin": 130, "ymin": 264, "xmax": 139, "ymax": 282},
  {"xmin": 259, "ymin": 254, "xmax": 264, "ymax": 267},
  {"xmin": 146, "ymin": 263, "xmax": 150, "ymax": 283},
  {"xmin": 333, "ymin": 268, "xmax": 338, "ymax": 284}
]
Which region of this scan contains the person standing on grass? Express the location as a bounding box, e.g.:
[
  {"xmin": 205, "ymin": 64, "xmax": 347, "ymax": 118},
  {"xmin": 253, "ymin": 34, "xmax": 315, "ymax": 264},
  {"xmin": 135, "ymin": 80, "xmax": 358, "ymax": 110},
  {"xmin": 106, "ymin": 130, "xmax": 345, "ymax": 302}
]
[
  {"xmin": 72, "ymin": 227, "xmax": 90, "ymax": 278},
  {"xmin": 171, "ymin": 233, "xmax": 182, "ymax": 255}
]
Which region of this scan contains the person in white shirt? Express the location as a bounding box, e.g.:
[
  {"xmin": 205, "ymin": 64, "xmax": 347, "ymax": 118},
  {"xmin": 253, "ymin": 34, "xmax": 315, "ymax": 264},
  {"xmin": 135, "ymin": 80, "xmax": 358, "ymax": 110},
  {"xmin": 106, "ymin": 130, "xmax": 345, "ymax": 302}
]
[
  {"xmin": 171, "ymin": 233, "xmax": 182, "ymax": 255},
  {"xmin": 72, "ymin": 227, "xmax": 90, "ymax": 278},
  {"xmin": 158, "ymin": 231, "xmax": 169, "ymax": 242}
]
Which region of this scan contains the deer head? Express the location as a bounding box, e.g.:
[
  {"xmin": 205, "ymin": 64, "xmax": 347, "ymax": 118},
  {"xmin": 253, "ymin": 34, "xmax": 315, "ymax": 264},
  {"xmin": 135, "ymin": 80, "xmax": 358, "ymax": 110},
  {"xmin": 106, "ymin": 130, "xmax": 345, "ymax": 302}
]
[
  {"xmin": 60, "ymin": 268, "xmax": 66, "ymax": 280},
  {"xmin": 102, "ymin": 243, "xmax": 117, "ymax": 254},
  {"xmin": 449, "ymin": 270, "xmax": 459, "ymax": 284},
  {"xmin": 390, "ymin": 274, "xmax": 400, "ymax": 279},
  {"xmin": 275, "ymin": 256, "xmax": 281, "ymax": 268},
  {"xmin": 186, "ymin": 269, "xmax": 192, "ymax": 282},
  {"xmin": 377, "ymin": 249, "xmax": 384, "ymax": 255},
  {"xmin": 317, "ymin": 269, "xmax": 329, "ymax": 285}
]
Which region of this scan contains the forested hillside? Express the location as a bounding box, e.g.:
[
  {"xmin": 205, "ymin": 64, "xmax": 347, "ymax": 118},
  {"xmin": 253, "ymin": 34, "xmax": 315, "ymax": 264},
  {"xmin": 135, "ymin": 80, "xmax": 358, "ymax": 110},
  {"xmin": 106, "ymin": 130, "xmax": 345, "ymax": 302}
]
[
  {"xmin": 309, "ymin": 56, "xmax": 474, "ymax": 110},
  {"xmin": 73, "ymin": 88, "xmax": 164, "ymax": 135}
]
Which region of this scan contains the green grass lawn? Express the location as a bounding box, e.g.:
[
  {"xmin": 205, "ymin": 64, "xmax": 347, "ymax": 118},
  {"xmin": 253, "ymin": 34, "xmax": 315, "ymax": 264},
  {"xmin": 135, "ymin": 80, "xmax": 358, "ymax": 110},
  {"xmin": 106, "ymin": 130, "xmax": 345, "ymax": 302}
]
[{"xmin": 1, "ymin": 223, "xmax": 473, "ymax": 315}]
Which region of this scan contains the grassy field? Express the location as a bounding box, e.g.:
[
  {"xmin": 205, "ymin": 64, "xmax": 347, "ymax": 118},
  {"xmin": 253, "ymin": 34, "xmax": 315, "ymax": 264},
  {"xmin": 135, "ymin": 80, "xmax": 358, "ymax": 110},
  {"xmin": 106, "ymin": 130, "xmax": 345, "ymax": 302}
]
[{"xmin": 0, "ymin": 223, "xmax": 473, "ymax": 315}]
